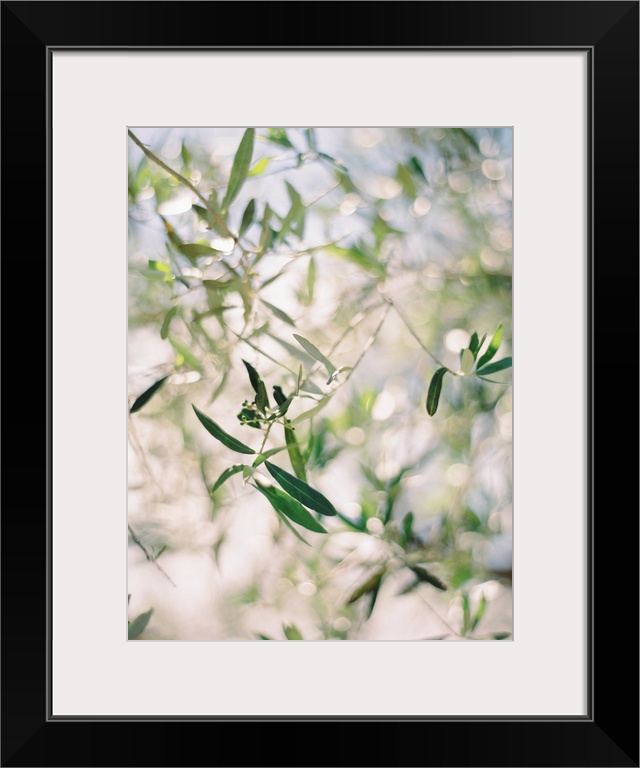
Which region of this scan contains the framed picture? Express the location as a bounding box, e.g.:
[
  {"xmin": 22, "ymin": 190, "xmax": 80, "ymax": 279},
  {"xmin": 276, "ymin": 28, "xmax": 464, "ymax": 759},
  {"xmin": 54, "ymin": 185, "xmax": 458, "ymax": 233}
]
[{"xmin": 3, "ymin": 2, "xmax": 637, "ymax": 766}]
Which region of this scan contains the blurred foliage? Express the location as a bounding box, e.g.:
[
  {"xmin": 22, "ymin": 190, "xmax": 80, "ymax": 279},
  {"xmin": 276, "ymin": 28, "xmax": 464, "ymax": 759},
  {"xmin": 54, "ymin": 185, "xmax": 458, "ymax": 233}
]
[{"xmin": 127, "ymin": 126, "xmax": 512, "ymax": 641}]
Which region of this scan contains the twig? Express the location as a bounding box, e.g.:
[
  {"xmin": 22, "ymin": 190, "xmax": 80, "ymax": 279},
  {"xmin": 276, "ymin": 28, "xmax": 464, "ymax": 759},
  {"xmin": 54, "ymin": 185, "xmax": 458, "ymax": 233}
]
[
  {"xmin": 128, "ymin": 524, "xmax": 177, "ymax": 587},
  {"xmin": 384, "ymin": 296, "xmax": 447, "ymax": 368},
  {"xmin": 127, "ymin": 129, "xmax": 234, "ymax": 240}
]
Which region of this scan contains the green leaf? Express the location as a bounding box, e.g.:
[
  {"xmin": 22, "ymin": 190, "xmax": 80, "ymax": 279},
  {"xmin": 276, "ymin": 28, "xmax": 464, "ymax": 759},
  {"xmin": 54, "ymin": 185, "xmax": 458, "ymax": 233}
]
[
  {"xmin": 409, "ymin": 155, "xmax": 428, "ymax": 183},
  {"xmin": 426, "ymin": 367, "xmax": 448, "ymax": 416},
  {"xmin": 248, "ymin": 157, "xmax": 270, "ymax": 176},
  {"xmin": 283, "ymin": 623, "xmax": 303, "ymax": 640},
  {"xmin": 211, "ymin": 464, "xmax": 246, "ymax": 494},
  {"xmin": 409, "ymin": 564, "xmax": 447, "ymax": 591},
  {"xmin": 293, "ymin": 334, "xmax": 336, "ymax": 376},
  {"xmin": 265, "ymin": 461, "xmax": 336, "ymax": 517},
  {"xmin": 252, "ymin": 445, "xmax": 287, "ymax": 467},
  {"xmin": 468, "ymin": 332, "xmax": 480, "ymax": 357},
  {"xmin": 192, "ymin": 405, "xmax": 256, "ymax": 454},
  {"xmin": 290, "ymin": 397, "xmax": 330, "ymax": 425},
  {"xmin": 242, "ymin": 359, "xmax": 261, "ymax": 393},
  {"xmin": 160, "ymin": 306, "xmax": 178, "ymax": 340},
  {"xmin": 238, "ymin": 198, "xmax": 255, "ymax": 237},
  {"xmin": 128, "ymin": 608, "xmax": 153, "ymax": 639},
  {"xmin": 170, "ymin": 339, "xmax": 203, "ymax": 372},
  {"xmin": 177, "ymin": 242, "xmax": 224, "ymax": 258},
  {"xmin": 476, "ymin": 356, "xmax": 512, "ymax": 376},
  {"xmin": 260, "ymin": 298, "xmax": 295, "ymax": 326},
  {"xmin": 471, "ymin": 594, "xmax": 487, "ymax": 632},
  {"xmin": 348, "ymin": 568, "xmax": 385, "ymax": 604},
  {"xmin": 476, "ymin": 324, "xmax": 503, "ymax": 370},
  {"xmin": 130, "ymin": 376, "xmax": 169, "ymax": 414},
  {"xmin": 284, "ymin": 424, "xmax": 307, "ymax": 482},
  {"xmin": 273, "ymin": 385, "xmax": 288, "ymax": 406},
  {"xmin": 269, "ymin": 396, "xmax": 293, "ymax": 420},
  {"xmin": 402, "ymin": 511, "xmax": 414, "ymax": 547},
  {"xmin": 265, "ymin": 128, "xmax": 294, "ymax": 148},
  {"xmin": 266, "ymin": 333, "xmax": 316, "ymax": 367},
  {"xmin": 460, "ymin": 348, "xmax": 475, "ymax": 375},
  {"xmin": 272, "ymin": 506, "xmax": 311, "ymax": 546},
  {"xmin": 254, "ymin": 481, "xmax": 327, "ymax": 533},
  {"xmin": 255, "ymin": 380, "xmax": 270, "ymax": 414},
  {"xmin": 325, "ymin": 244, "xmax": 385, "ymax": 278},
  {"xmin": 148, "ymin": 259, "xmax": 171, "ymax": 274},
  {"xmin": 462, "ymin": 592, "xmax": 471, "ymax": 634},
  {"xmin": 307, "ymin": 257, "xmax": 316, "ymax": 301},
  {"xmin": 222, "ymin": 128, "xmax": 255, "ymax": 213}
]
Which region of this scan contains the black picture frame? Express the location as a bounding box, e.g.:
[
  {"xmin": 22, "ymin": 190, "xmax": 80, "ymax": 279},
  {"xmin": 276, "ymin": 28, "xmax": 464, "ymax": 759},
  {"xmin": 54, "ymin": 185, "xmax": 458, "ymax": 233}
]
[{"xmin": 2, "ymin": 2, "xmax": 638, "ymax": 766}]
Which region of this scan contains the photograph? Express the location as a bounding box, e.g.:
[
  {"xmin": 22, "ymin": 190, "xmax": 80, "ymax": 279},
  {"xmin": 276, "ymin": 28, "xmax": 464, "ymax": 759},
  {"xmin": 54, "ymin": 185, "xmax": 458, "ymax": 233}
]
[{"xmin": 127, "ymin": 125, "xmax": 513, "ymax": 642}]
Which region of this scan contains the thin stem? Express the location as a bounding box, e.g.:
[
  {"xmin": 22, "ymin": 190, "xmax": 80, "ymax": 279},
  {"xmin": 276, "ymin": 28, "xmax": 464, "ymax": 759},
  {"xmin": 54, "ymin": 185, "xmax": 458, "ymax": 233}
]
[
  {"xmin": 384, "ymin": 296, "xmax": 447, "ymax": 368},
  {"xmin": 128, "ymin": 524, "xmax": 177, "ymax": 587},
  {"xmin": 128, "ymin": 129, "xmax": 234, "ymax": 240}
]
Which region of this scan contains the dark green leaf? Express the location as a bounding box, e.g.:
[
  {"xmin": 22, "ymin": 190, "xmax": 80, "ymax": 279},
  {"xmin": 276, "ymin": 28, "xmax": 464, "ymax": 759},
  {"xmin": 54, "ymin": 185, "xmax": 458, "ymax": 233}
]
[
  {"xmin": 409, "ymin": 155, "xmax": 428, "ymax": 183},
  {"xmin": 283, "ymin": 624, "xmax": 303, "ymax": 640},
  {"xmin": 192, "ymin": 404, "xmax": 256, "ymax": 454},
  {"xmin": 426, "ymin": 367, "xmax": 448, "ymax": 416},
  {"xmin": 348, "ymin": 568, "xmax": 385, "ymax": 604},
  {"xmin": 130, "ymin": 376, "xmax": 169, "ymax": 414},
  {"xmin": 402, "ymin": 511, "xmax": 414, "ymax": 546},
  {"xmin": 265, "ymin": 461, "xmax": 336, "ymax": 516},
  {"xmin": 468, "ymin": 331, "xmax": 480, "ymax": 357},
  {"xmin": 160, "ymin": 306, "xmax": 178, "ymax": 340},
  {"xmin": 293, "ymin": 334, "xmax": 336, "ymax": 376},
  {"xmin": 269, "ymin": 396, "xmax": 293, "ymax": 419},
  {"xmin": 462, "ymin": 592, "xmax": 471, "ymax": 634},
  {"xmin": 409, "ymin": 564, "xmax": 447, "ymax": 591},
  {"xmin": 260, "ymin": 298, "xmax": 295, "ymax": 326},
  {"xmin": 242, "ymin": 359, "xmax": 261, "ymax": 393},
  {"xmin": 254, "ymin": 481, "xmax": 327, "ymax": 533},
  {"xmin": 178, "ymin": 242, "xmax": 223, "ymax": 258},
  {"xmin": 222, "ymin": 128, "xmax": 255, "ymax": 212},
  {"xmin": 273, "ymin": 385, "xmax": 288, "ymax": 406},
  {"xmin": 211, "ymin": 464, "xmax": 246, "ymax": 494},
  {"xmin": 255, "ymin": 380, "xmax": 270, "ymax": 414},
  {"xmin": 284, "ymin": 424, "xmax": 307, "ymax": 482},
  {"xmin": 476, "ymin": 356, "xmax": 512, "ymax": 376},
  {"xmin": 128, "ymin": 608, "xmax": 153, "ymax": 639},
  {"xmin": 238, "ymin": 198, "xmax": 255, "ymax": 237},
  {"xmin": 476, "ymin": 324, "xmax": 503, "ymax": 370}
]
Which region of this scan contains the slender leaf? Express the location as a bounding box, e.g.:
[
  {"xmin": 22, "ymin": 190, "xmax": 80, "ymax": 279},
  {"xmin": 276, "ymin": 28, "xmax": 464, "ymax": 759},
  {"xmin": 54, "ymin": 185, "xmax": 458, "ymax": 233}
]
[
  {"xmin": 242, "ymin": 359, "xmax": 261, "ymax": 393},
  {"xmin": 222, "ymin": 128, "xmax": 255, "ymax": 212},
  {"xmin": 178, "ymin": 242, "xmax": 223, "ymax": 258},
  {"xmin": 148, "ymin": 259, "xmax": 171, "ymax": 274},
  {"xmin": 255, "ymin": 380, "xmax": 270, "ymax": 414},
  {"xmin": 290, "ymin": 397, "xmax": 330, "ymax": 425},
  {"xmin": 211, "ymin": 464, "xmax": 246, "ymax": 494},
  {"xmin": 468, "ymin": 331, "xmax": 480, "ymax": 357},
  {"xmin": 260, "ymin": 298, "xmax": 295, "ymax": 326},
  {"xmin": 293, "ymin": 334, "xmax": 336, "ymax": 376},
  {"xmin": 283, "ymin": 624, "xmax": 303, "ymax": 641},
  {"xmin": 461, "ymin": 592, "xmax": 471, "ymax": 634},
  {"xmin": 192, "ymin": 405, "xmax": 256, "ymax": 454},
  {"xmin": 128, "ymin": 608, "xmax": 153, "ymax": 639},
  {"xmin": 266, "ymin": 332, "xmax": 316, "ymax": 367},
  {"xmin": 170, "ymin": 339, "xmax": 203, "ymax": 372},
  {"xmin": 307, "ymin": 257, "xmax": 316, "ymax": 301},
  {"xmin": 409, "ymin": 155, "xmax": 428, "ymax": 183},
  {"xmin": 265, "ymin": 461, "xmax": 335, "ymax": 516},
  {"xmin": 402, "ymin": 511, "xmax": 414, "ymax": 547},
  {"xmin": 476, "ymin": 356, "xmax": 512, "ymax": 376},
  {"xmin": 471, "ymin": 594, "xmax": 487, "ymax": 632},
  {"xmin": 348, "ymin": 568, "xmax": 385, "ymax": 604},
  {"xmin": 273, "ymin": 385, "xmax": 288, "ymax": 406},
  {"xmin": 252, "ymin": 446, "xmax": 287, "ymax": 467},
  {"xmin": 460, "ymin": 348, "xmax": 475, "ymax": 374},
  {"xmin": 160, "ymin": 306, "xmax": 178, "ymax": 340},
  {"xmin": 272, "ymin": 506, "xmax": 311, "ymax": 546},
  {"xmin": 130, "ymin": 376, "xmax": 169, "ymax": 414},
  {"xmin": 248, "ymin": 157, "xmax": 270, "ymax": 176},
  {"xmin": 426, "ymin": 367, "xmax": 448, "ymax": 416},
  {"xmin": 238, "ymin": 198, "xmax": 255, "ymax": 237},
  {"xmin": 254, "ymin": 482, "xmax": 327, "ymax": 533},
  {"xmin": 284, "ymin": 424, "xmax": 307, "ymax": 482},
  {"xmin": 476, "ymin": 324, "xmax": 503, "ymax": 370},
  {"xmin": 409, "ymin": 564, "xmax": 447, "ymax": 591}
]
